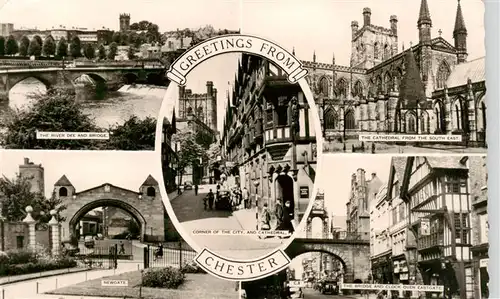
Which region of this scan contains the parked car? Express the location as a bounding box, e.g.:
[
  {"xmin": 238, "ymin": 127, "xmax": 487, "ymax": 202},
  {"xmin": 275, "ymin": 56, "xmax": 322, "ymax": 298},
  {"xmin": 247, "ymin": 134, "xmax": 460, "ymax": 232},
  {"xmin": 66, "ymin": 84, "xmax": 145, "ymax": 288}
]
[
  {"xmin": 321, "ymin": 279, "xmax": 339, "ymax": 295},
  {"xmin": 184, "ymin": 181, "xmax": 193, "ymax": 190}
]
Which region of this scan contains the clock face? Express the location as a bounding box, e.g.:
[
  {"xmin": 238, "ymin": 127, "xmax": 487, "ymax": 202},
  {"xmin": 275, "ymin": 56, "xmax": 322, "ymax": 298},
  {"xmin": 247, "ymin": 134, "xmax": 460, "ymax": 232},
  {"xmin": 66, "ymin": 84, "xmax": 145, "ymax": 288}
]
[{"xmin": 313, "ymin": 199, "xmax": 324, "ymax": 210}]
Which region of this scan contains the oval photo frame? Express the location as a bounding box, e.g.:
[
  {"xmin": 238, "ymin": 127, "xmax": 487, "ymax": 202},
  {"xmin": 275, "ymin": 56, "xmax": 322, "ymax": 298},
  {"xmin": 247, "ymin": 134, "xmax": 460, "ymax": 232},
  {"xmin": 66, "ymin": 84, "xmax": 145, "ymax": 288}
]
[{"xmin": 154, "ymin": 34, "xmax": 324, "ymax": 281}]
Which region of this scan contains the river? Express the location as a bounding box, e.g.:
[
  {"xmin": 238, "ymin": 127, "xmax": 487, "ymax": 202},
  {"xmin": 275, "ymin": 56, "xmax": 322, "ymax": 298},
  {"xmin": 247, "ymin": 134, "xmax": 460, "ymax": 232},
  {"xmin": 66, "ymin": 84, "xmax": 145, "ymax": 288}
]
[{"xmin": 0, "ymin": 77, "xmax": 167, "ymax": 129}]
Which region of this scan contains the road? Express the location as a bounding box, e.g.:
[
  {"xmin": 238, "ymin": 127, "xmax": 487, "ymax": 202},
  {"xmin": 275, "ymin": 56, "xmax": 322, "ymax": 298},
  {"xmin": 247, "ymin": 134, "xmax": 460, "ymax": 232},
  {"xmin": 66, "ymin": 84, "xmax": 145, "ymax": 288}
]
[
  {"xmin": 302, "ymin": 288, "xmax": 360, "ymax": 298},
  {"xmin": 171, "ymin": 186, "xmax": 283, "ymax": 260},
  {"xmin": 0, "ymin": 261, "xmax": 140, "ymax": 299}
]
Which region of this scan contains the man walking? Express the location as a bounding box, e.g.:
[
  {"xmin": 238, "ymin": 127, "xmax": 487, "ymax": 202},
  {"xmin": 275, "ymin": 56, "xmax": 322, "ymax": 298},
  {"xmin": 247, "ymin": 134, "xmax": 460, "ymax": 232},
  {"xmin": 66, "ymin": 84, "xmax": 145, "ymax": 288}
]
[
  {"xmin": 194, "ymin": 184, "xmax": 198, "ymax": 196},
  {"xmin": 242, "ymin": 187, "xmax": 250, "ymax": 209},
  {"xmin": 275, "ymin": 199, "xmax": 284, "ymax": 230}
]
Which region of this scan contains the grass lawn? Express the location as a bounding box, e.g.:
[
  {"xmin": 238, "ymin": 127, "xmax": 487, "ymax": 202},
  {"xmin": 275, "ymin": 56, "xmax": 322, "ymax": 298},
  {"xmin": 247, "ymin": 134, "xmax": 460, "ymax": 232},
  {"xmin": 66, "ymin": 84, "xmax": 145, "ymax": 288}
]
[{"xmin": 45, "ymin": 270, "xmax": 238, "ymax": 299}]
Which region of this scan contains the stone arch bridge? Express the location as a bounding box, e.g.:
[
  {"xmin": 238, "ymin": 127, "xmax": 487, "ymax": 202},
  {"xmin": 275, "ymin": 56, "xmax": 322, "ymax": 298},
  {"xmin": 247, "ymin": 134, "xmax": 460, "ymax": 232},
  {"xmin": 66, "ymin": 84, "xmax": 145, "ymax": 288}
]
[
  {"xmin": 285, "ymin": 238, "xmax": 370, "ymax": 283},
  {"xmin": 0, "ymin": 66, "xmax": 166, "ymax": 101}
]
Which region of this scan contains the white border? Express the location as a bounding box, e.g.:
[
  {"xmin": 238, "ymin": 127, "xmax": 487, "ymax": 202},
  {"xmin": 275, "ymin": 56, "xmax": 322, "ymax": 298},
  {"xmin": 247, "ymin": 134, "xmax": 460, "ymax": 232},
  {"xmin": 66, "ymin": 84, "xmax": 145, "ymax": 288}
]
[{"xmin": 154, "ymin": 49, "xmax": 324, "ymax": 263}]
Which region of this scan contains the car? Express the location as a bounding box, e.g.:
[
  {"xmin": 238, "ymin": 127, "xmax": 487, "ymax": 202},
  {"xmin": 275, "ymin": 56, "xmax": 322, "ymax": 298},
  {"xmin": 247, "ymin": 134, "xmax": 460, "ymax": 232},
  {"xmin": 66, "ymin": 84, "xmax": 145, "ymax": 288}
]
[
  {"xmin": 184, "ymin": 181, "xmax": 193, "ymax": 190},
  {"xmin": 321, "ymin": 280, "xmax": 339, "ymax": 295}
]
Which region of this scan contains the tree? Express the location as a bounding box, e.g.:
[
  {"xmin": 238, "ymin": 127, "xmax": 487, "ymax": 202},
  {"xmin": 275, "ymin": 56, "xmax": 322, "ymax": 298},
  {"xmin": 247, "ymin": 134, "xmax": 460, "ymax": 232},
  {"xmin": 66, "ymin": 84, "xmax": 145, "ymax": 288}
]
[
  {"xmin": 107, "ymin": 42, "xmax": 118, "ymax": 60},
  {"xmin": 98, "ymin": 44, "xmax": 106, "ymax": 60},
  {"xmin": 127, "ymin": 46, "xmax": 135, "ymax": 60},
  {"xmin": 42, "ymin": 35, "xmax": 56, "ymax": 57},
  {"xmin": 172, "ymin": 130, "xmax": 207, "ymax": 186},
  {"xmin": 112, "ymin": 32, "xmax": 121, "ymax": 44},
  {"xmin": 0, "ymin": 36, "xmax": 5, "ymax": 56},
  {"xmin": 56, "ymin": 37, "xmax": 68, "ymax": 57},
  {"xmin": 0, "ymin": 88, "xmax": 105, "ymax": 150},
  {"xmin": 83, "ymin": 43, "xmax": 95, "ymax": 59},
  {"xmin": 69, "ymin": 36, "xmax": 82, "ymax": 58},
  {"xmin": 18, "ymin": 36, "xmax": 30, "ymax": 56},
  {"xmin": 33, "ymin": 35, "xmax": 43, "ymax": 49},
  {"xmin": 106, "ymin": 116, "xmax": 156, "ymax": 150},
  {"xmin": 27, "ymin": 38, "xmax": 42, "ymax": 57},
  {"xmin": 5, "ymin": 35, "xmax": 18, "ymax": 56}
]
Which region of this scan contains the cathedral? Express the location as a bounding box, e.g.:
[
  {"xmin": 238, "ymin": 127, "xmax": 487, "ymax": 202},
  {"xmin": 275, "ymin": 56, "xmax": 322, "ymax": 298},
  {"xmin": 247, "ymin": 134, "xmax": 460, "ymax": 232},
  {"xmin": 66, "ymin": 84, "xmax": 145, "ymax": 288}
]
[{"xmin": 304, "ymin": 0, "xmax": 486, "ymax": 148}]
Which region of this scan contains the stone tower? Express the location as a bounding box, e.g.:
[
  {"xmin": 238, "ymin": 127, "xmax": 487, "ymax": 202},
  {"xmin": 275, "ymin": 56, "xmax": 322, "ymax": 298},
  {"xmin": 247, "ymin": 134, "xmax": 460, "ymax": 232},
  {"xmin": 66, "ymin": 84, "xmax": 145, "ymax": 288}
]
[
  {"xmin": 351, "ymin": 7, "xmax": 398, "ymax": 68},
  {"xmin": 54, "ymin": 175, "xmax": 75, "ymax": 199},
  {"xmin": 139, "ymin": 175, "xmax": 159, "ymax": 200},
  {"xmin": 453, "ymin": 0, "xmax": 468, "ymax": 64},
  {"xmin": 178, "ymin": 81, "xmax": 218, "ymax": 133},
  {"xmin": 19, "ymin": 158, "xmax": 44, "ymax": 195},
  {"xmin": 119, "ymin": 13, "xmax": 130, "ymax": 32}
]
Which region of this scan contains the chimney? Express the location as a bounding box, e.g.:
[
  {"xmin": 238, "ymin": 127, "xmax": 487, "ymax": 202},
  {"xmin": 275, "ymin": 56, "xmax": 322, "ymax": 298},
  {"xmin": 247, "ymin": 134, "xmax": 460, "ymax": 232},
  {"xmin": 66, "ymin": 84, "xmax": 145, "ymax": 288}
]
[
  {"xmin": 363, "ymin": 8, "xmax": 371, "ymax": 26},
  {"xmin": 24, "ymin": 158, "xmax": 30, "ymax": 165},
  {"xmin": 390, "ymin": 15, "xmax": 398, "ymax": 36}
]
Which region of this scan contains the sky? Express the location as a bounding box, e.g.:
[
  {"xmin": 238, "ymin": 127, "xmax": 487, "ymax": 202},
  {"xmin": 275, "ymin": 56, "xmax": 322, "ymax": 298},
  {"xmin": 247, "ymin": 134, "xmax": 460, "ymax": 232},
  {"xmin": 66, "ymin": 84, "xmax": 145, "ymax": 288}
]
[
  {"xmin": 241, "ymin": 0, "xmax": 486, "ymax": 66},
  {"xmin": 315, "ymin": 155, "xmax": 392, "ymax": 217},
  {"xmin": 0, "ymin": 0, "xmax": 241, "ymax": 32},
  {"xmin": 0, "ymin": 151, "xmax": 161, "ymax": 199}
]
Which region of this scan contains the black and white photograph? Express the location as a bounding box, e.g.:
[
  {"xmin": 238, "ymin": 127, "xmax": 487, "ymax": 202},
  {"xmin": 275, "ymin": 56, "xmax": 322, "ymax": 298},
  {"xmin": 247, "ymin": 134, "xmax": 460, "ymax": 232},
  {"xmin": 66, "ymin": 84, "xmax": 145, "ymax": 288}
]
[
  {"xmin": 241, "ymin": 0, "xmax": 487, "ymax": 154},
  {"xmin": 240, "ymin": 154, "xmax": 489, "ymax": 299},
  {"xmin": 0, "ymin": 151, "xmax": 239, "ymax": 299},
  {"xmin": 160, "ymin": 51, "xmax": 320, "ymax": 260},
  {"xmin": 0, "ymin": 0, "xmax": 239, "ymax": 150}
]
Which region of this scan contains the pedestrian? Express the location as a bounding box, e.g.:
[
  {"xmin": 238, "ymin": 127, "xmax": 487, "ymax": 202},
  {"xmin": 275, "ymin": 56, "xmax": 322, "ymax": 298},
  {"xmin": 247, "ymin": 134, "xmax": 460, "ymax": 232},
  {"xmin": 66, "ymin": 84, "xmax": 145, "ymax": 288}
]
[
  {"xmin": 207, "ymin": 189, "xmax": 215, "ymax": 210},
  {"xmin": 275, "ymin": 198, "xmax": 284, "ymax": 230},
  {"xmin": 261, "ymin": 203, "xmax": 271, "ymax": 231},
  {"xmin": 242, "ymin": 187, "xmax": 249, "ymax": 209},
  {"xmin": 118, "ymin": 241, "xmax": 125, "ymax": 255},
  {"xmin": 195, "ymin": 184, "xmax": 198, "ymax": 195},
  {"xmin": 283, "ymin": 200, "xmax": 295, "ymax": 237},
  {"xmin": 156, "ymin": 242, "xmax": 164, "ymax": 260}
]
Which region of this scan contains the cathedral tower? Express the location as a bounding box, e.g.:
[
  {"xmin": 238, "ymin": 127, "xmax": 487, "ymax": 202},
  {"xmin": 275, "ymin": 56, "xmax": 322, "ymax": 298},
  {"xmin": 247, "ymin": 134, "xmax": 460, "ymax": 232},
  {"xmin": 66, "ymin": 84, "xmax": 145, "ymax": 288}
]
[
  {"xmin": 119, "ymin": 13, "xmax": 130, "ymax": 32},
  {"xmin": 453, "ymin": 0, "xmax": 468, "ymax": 63},
  {"xmin": 351, "ymin": 8, "xmax": 399, "ymax": 69},
  {"xmin": 19, "ymin": 158, "xmax": 44, "ymax": 195}
]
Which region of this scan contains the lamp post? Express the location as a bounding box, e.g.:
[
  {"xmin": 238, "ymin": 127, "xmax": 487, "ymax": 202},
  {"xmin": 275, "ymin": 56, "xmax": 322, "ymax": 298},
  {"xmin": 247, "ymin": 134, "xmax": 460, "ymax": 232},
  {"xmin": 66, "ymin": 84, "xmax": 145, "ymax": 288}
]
[{"xmin": 253, "ymin": 180, "xmax": 260, "ymax": 230}]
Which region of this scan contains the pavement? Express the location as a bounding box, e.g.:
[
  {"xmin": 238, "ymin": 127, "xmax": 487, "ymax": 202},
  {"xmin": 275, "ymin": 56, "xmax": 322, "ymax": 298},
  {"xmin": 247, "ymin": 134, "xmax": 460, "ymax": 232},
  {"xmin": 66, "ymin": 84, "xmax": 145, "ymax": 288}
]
[
  {"xmin": 0, "ymin": 261, "xmax": 140, "ymax": 299},
  {"xmin": 171, "ymin": 187, "xmax": 283, "ymax": 260},
  {"xmin": 302, "ymin": 288, "xmax": 374, "ymax": 299}
]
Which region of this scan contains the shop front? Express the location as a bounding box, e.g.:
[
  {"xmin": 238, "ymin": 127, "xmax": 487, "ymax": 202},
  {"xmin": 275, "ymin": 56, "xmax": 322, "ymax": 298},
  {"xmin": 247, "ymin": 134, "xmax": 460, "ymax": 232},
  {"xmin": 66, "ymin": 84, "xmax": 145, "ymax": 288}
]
[
  {"xmin": 472, "ymin": 244, "xmax": 489, "ymax": 299},
  {"xmin": 372, "ymin": 252, "xmax": 393, "ymax": 284}
]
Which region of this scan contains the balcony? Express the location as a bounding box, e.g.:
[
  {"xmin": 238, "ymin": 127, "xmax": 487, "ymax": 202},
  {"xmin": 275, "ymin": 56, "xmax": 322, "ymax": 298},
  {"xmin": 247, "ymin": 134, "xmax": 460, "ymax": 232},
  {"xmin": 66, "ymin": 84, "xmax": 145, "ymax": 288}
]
[{"xmin": 417, "ymin": 231, "xmax": 444, "ymax": 251}]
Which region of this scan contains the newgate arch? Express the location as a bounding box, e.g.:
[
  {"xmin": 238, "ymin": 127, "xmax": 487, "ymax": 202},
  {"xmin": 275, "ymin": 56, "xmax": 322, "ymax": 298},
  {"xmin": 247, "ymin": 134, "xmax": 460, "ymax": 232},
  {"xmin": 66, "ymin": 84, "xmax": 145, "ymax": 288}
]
[
  {"xmin": 285, "ymin": 238, "xmax": 371, "ymax": 283},
  {"xmin": 55, "ymin": 174, "xmax": 165, "ymax": 243}
]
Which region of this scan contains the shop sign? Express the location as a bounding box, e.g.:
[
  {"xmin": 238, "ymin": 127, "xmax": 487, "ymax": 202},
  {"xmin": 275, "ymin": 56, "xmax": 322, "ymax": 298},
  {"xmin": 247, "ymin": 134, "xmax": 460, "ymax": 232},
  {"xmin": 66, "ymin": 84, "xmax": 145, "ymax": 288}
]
[
  {"xmin": 300, "ymin": 186, "xmax": 309, "ymax": 198},
  {"xmin": 480, "ymin": 259, "xmax": 489, "ymax": 268}
]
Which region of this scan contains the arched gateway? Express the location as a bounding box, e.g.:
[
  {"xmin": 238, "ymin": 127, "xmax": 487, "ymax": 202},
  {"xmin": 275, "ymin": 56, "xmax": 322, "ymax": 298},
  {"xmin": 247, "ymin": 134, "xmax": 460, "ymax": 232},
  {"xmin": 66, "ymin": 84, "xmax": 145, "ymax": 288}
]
[
  {"xmin": 285, "ymin": 238, "xmax": 370, "ymax": 283},
  {"xmin": 56, "ymin": 174, "xmax": 165, "ymax": 243}
]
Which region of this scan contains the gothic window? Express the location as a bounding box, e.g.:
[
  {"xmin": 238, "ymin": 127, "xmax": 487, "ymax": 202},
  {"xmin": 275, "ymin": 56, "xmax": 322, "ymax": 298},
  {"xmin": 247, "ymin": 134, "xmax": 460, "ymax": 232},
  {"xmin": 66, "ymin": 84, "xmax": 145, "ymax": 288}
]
[
  {"xmin": 406, "ymin": 112, "xmax": 417, "ymax": 133},
  {"xmin": 345, "ymin": 109, "xmax": 355, "ymax": 130},
  {"xmin": 337, "ymin": 79, "xmax": 348, "ymax": 98},
  {"xmin": 477, "ymin": 97, "xmax": 486, "ymax": 132},
  {"xmin": 436, "ymin": 61, "xmax": 451, "ymax": 89},
  {"xmin": 384, "ymin": 44, "xmax": 390, "ymax": 60},
  {"xmin": 319, "ymin": 77, "xmax": 329, "ymax": 96},
  {"xmin": 420, "ymin": 112, "xmax": 429, "ymax": 133},
  {"xmin": 374, "ymin": 42, "xmax": 380, "ymax": 59},
  {"xmin": 324, "ymin": 107, "xmax": 338, "ymax": 129},
  {"xmin": 383, "ymin": 72, "xmax": 392, "ymax": 93},
  {"xmin": 353, "ymin": 81, "xmax": 364, "ymax": 98},
  {"xmin": 434, "ymin": 101, "xmax": 445, "ymax": 132},
  {"xmin": 59, "ymin": 187, "xmax": 68, "ymax": 197},
  {"xmin": 147, "ymin": 186, "xmax": 156, "ymax": 197},
  {"xmin": 196, "ymin": 106, "xmax": 203, "ymax": 121},
  {"xmin": 395, "ymin": 67, "xmax": 403, "ymax": 91},
  {"xmin": 452, "ymin": 99, "xmax": 463, "ymax": 131},
  {"xmin": 376, "ymin": 76, "xmax": 383, "ymax": 94},
  {"xmin": 368, "ymin": 79, "xmax": 375, "ymax": 97}
]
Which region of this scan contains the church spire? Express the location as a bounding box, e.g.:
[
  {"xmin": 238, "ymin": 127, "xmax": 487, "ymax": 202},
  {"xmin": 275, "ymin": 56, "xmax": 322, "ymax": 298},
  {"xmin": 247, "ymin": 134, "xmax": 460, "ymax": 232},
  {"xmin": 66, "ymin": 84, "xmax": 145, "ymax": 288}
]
[
  {"xmin": 453, "ymin": 0, "xmax": 468, "ymax": 63},
  {"xmin": 417, "ymin": 0, "xmax": 432, "ymax": 45},
  {"xmin": 399, "ymin": 49, "xmax": 427, "ymax": 109}
]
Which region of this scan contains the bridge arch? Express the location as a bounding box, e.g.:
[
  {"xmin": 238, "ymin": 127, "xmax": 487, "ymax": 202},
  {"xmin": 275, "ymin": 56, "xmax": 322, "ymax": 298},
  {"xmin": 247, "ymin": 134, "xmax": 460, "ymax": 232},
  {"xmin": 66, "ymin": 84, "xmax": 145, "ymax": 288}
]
[
  {"xmin": 68, "ymin": 198, "xmax": 146, "ymax": 240},
  {"xmin": 9, "ymin": 75, "xmax": 52, "ymax": 92}
]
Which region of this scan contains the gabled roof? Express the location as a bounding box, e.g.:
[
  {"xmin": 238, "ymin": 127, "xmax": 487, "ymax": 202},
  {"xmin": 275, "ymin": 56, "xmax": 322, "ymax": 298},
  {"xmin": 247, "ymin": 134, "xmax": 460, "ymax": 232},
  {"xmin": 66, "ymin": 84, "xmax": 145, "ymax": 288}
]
[
  {"xmin": 54, "ymin": 175, "xmax": 72, "ymax": 186},
  {"xmin": 426, "ymin": 156, "xmax": 469, "ymax": 170},
  {"xmin": 446, "ymin": 57, "xmax": 485, "ymax": 89},
  {"xmin": 398, "ymin": 49, "xmax": 427, "ymax": 109},
  {"xmin": 431, "ymin": 37, "xmax": 456, "ymax": 52},
  {"xmin": 141, "ymin": 175, "xmax": 158, "ymax": 186}
]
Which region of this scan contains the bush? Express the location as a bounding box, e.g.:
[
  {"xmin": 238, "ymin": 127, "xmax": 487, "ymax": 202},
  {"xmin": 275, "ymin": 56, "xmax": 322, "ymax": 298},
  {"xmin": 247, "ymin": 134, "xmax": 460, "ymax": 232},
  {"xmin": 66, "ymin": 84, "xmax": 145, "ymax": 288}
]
[
  {"xmin": 180, "ymin": 261, "xmax": 206, "ymax": 274},
  {"xmin": 142, "ymin": 267, "xmax": 185, "ymax": 289},
  {"xmin": 7, "ymin": 249, "xmax": 38, "ymax": 264},
  {"xmin": 0, "ymin": 250, "xmax": 77, "ymax": 277}
]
